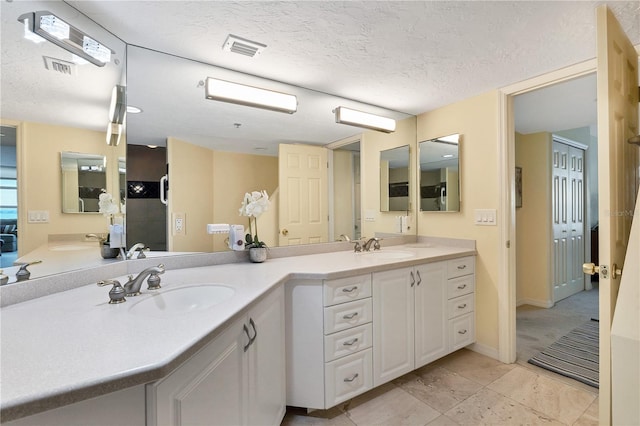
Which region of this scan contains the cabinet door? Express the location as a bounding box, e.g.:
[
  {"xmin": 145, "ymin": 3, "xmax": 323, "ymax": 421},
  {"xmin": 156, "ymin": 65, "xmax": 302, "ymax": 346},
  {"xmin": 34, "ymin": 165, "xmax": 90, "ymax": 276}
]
[
  {"xmin": 414, "ymin": 262, "xmax": 447, "ymax": 368},
  {"xmin": 148, "ymin": 317, "xmax": 247, "ymax": 426},
  {"xmin": 372, "ymin": 267, "xmax": 414, "ymax": 387},
  {"xmin": 247, "ymin": 287, "xmax": 286, "ymax": 426}
]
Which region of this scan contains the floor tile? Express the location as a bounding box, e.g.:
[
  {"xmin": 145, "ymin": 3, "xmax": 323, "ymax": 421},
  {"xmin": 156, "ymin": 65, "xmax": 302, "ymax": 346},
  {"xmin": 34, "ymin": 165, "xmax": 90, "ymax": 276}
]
[
  {"xmin": 282, "ymin": 406, "xmax": 354, "ymax": 426},
  {"xmin": 434, "ymin": 349, "xmax": 515, "ymax": 386},
  {"xmin": 572, "ymin": 397, "xmax": 599, "ymax": 426},
  {"xmin": 444, "ymin": 388, "xmax": 564, "ymax": 425},
  {"xmin": 394, "ymin": 366, "xmax": 483, "ymax": 412},
  {"xmin": 344, "ymin": 383, "xmax": 440, "ymax": 425},
  {"xmin": 487, "ymin": 366, "xmax": 596, "ymax": 425},
  {"xmin": 426, "ymin": 414, "xmax": 459, "ymax": 425}
]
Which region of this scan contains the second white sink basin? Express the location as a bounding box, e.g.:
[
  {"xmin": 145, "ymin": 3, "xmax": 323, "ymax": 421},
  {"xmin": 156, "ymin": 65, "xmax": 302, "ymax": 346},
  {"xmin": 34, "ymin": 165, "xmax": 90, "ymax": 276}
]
[
  {"xmin": 359, "ymin": 250, "xmax": 415, "ymax": 260},
  {"xmin": 128, "ymin": 284, "xmax": 235, "ymax": 317}
]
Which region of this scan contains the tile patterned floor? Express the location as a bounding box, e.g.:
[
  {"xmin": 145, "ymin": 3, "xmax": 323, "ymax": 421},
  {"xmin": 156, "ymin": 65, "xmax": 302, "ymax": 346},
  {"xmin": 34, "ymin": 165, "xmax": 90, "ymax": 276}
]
[{"xmin": 282, "ymin": 349, "xmax": 599, "ymax": 426}]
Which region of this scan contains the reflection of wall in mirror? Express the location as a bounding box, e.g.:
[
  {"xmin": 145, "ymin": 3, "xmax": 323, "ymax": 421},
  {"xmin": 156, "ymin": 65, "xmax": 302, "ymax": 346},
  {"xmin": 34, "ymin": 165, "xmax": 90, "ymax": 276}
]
[
  {"xmin": 167, "ymin": 137, "xmax": 278, "ymax": 253},
  {"xmin": 361, "ymin": 116, "xmax": 417, "ymax": 238},
  {"xmin": 15, "ymin": 121, "xmax": 125, "ymax": 255},
  {"xmin": 333, "ymin": 150, "xmax": 357, "ymax": 240}
]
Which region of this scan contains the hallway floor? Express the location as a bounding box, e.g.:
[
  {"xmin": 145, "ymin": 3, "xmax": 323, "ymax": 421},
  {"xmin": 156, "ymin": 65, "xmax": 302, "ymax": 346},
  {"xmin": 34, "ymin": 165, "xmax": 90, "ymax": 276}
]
[{"xmin": 282, "ymin": 348, "xmax": 599, "ymax": 426}]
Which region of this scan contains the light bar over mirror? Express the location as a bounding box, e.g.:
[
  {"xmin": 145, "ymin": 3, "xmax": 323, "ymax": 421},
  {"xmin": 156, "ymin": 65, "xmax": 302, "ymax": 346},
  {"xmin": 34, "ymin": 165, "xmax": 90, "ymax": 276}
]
[
  {"xmin": 18, "ymin": 10, "xmax": 112, "ymax": 67},
  {"xmin": 334, "ymin": 106, "xmax": 396, "ymax": 133},
  {"xmin": 204, "ymin": 77, "xmax": 298, "ymax": 114}
]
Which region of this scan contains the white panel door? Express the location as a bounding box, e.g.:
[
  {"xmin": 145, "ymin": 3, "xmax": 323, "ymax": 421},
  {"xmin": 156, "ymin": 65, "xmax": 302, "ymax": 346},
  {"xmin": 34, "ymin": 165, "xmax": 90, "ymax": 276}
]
[
  {"xmin": 552, "ymin": 141, "xmax": 570, "ymax": 301},
  {"xmin": 414, "ymin": 261, "xmax": 447, "ymax": 368},
  {"xmin": 278, "ymin": 143, "xmax": 328, "ymax": 246},
  {"xmin": 372, "ymin": 267, "xmax": 415, "ymax": 387},
  {"xmin": 568, "ymin": 146, "xmax": 585, "ymax": 293},
  {"xmin": 595, "ymin": 5, "xmax": 639, "ymax": 424}
]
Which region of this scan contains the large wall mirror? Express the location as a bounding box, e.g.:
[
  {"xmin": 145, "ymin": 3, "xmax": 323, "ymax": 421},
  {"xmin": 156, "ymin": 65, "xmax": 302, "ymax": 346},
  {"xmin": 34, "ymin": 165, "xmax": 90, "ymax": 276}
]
[
  {"xmin": 418, "ymin": 134, "xmax": 460, "ymax": 212},
  {"xmin": 380, "ymin": 145, "xmax": 410, "ymax": 212},
  {"xmin": 126, "ymin": 46, "xmax": 416, "ymax": 253}
]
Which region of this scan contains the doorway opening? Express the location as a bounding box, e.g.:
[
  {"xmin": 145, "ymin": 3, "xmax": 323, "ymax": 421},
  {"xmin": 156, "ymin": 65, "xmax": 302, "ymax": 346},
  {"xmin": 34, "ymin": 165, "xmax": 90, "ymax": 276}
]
[
  {"xmin": 0, "ymin": 125, "xmax": 19, "ymax": 267},
  {"xmin": 512, "ymin": 73, "xmax": 599, "ymax": 389}
]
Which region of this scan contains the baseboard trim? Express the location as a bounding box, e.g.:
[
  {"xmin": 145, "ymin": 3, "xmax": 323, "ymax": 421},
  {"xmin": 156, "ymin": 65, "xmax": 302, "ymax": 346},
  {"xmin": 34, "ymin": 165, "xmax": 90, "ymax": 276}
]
[
  {"xmin": 517, "ymin": 298, "xmax": 554, "ymax": 308},
  {"xmin": 467, "ymin": 342, "xmax": 500, "ymax": 361}
]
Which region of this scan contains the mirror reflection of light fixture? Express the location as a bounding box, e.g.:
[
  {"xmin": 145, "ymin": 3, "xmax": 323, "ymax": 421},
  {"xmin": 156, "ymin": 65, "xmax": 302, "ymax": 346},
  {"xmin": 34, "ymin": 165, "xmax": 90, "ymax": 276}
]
[
  {"xmin": 109, "ymin": 85, "xmax": 127, "ymax": 124},
  {"xmin": 204, "ymin": 77, "xmax": 297, "ymax": 114},
  {"xmin": 334, "ymin": 106, "xmax": 396, "ymax": 133},
  {"xmin": 18, "ymin": 11, "xmax": 112, "ymax": 67},
  {"xmin": 106, "ymin": 122, "xmax": 122, "ymax": 146}
]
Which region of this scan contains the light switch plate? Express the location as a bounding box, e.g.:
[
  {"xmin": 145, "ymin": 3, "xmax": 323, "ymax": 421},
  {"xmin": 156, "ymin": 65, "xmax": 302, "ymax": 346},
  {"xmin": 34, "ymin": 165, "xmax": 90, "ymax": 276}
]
[
  {"xmin": 364, "ymin": 209, "xmax": 376, "ymax": 222},
  {"xmin": 474, "ymin": 209, "xmax": 497, "ymax": 226},
  {"xmin": 28, "ymin": 210, "xmax": 49, "ymax": 223}
]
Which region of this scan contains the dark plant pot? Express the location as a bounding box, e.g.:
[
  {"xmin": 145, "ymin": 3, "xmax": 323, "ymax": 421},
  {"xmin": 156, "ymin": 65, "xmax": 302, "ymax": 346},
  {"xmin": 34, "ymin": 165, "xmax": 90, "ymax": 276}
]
[
  {"xmin": 101, "ymin": 242, "xmax": 120, "ymax": 259},
  {"xmin": 248, "ymin": 247, "xmax": 267, "ymax": 263}
]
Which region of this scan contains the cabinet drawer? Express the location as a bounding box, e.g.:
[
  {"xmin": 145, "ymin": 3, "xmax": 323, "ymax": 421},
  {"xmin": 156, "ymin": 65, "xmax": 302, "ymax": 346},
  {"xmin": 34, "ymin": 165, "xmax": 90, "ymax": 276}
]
[
  {"xmin": 324, "ymin": 275, "xmax": 372, "ymax": 307},
  {"xmin": 325, "ymin": 349, "xmax": 372, "ymax": 407},
  {"xmin": 447, "ymin": 275, "xmax": 474, "ymax": 299},
  {"xmin": 324, "ymin": 298, "xmax": 372, "ymax": 334},
  {"xmin": 447, "ymin": 256, "xmax": 475, "ymax": 278},
  {"xmin": 324, "ymin": 323, "xmax": 372, "ymax": 362},
  {"xmin": 449, "ymin": 313, "xmax": 475, "ymax": 351},
  {"xmin": 447, "ymin": 293, "xmax": 474, "ymax": 319}
]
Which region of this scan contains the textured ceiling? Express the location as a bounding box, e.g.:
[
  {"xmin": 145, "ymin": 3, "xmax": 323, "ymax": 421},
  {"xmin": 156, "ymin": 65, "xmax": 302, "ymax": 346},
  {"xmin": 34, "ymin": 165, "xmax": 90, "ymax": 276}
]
[{"xmin": 1, "ymin": 1, "xmax": 639, "ymax": 154}]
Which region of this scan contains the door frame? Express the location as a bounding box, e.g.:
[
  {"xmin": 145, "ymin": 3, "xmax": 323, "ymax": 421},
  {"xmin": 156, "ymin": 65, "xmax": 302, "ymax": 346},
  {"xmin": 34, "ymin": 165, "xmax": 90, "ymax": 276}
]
[{"xmin": 497, "ymin": 58, "xmax": 597, "ymax": 364}]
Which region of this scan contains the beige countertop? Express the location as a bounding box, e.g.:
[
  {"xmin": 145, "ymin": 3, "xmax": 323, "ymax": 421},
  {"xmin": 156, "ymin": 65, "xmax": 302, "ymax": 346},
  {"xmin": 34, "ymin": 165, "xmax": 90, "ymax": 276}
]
[{"xmin": 0, "ymin": 243, "xmax": 475, "ymax": 422}]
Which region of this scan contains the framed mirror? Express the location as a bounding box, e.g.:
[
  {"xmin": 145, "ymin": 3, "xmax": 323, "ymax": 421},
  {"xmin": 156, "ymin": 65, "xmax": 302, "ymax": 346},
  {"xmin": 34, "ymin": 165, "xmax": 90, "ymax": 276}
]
[
  {"xmin": 380, "ymin": 145, "xmax": 410, "ymax": 212},
  {"xmin": 60, "ymin": 152, "xmax": 107, "ymax": 214},
  {"xmin": 418, "ymin": 134, "xmax": 460, "ymax": 212}
]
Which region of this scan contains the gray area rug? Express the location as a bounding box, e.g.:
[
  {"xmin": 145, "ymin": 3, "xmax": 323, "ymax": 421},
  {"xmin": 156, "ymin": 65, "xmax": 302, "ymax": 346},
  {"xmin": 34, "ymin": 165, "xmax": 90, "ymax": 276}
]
[{"xmin": 528, "ymin": 319, "xmax": 599, "ymax": 388}]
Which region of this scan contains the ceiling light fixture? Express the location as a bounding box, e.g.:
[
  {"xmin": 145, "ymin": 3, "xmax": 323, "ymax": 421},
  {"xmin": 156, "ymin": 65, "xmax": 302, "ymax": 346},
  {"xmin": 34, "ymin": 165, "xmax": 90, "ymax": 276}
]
[
  {"xmin": 333, "ymin": 106, "xmax": 396, "ymax": 133},
  {"xmin": 205, "ymin": 77, "xmax": 297, "ymax": 114},
  {"xmin": 18, "ymin": 11, "xmax": 112, "ymax": 67}
]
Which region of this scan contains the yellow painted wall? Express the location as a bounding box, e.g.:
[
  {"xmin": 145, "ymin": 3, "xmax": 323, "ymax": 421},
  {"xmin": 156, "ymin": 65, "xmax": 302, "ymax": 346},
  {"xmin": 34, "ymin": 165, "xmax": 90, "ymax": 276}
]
[
  {"xmin": 16, "ymin": 121, "xmax": 125, "ymax": 255},
  {"xmin": 167, "ymin": 137, "xmax": 214, "ymax": 252},
  {"xmin": 361, "ymin": 116, "xmax": 417, "ymax": 238},
  {"xmin": 333, "ymin": 150, "xmax": 355, "ymax": 240},
  {"xmin": 515, "ymin": 132, "xmax": 552, "ymax": 305},
  {"xmin": 212, "ymin": 151, "xmax": 278, "ymax": 251},
  {"xmin": 416, "ymin": 91, "xmax": 501, "ymax": 353}
]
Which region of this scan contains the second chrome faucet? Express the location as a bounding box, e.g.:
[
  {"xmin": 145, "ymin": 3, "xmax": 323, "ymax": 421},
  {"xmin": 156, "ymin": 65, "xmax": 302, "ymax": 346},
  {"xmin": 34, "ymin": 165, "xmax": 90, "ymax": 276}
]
[{"xmin": 124, "ymin": 264, "xmax": 165, "ymax": 296}]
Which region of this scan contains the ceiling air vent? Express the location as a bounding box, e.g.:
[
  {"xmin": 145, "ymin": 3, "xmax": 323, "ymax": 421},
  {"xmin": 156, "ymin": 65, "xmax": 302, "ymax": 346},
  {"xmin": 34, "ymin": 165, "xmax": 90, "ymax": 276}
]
[
  {"xmin": 43, "ymin": 56, "xmax": 77, "ymax": 76},
  {"xmin": 222, "ymin": 34, "xmax": 266, "ymax": 57}
]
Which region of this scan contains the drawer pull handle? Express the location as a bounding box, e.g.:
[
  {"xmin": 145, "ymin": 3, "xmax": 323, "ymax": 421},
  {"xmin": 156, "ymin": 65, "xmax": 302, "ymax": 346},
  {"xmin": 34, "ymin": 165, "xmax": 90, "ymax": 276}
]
[
  {"xmin": 344, "ymin": 373, "xmax": 359, "ymax": 383},
  {"xmin": 343, "ymin": 338, "xmax": 359, "ymax": 346},
  {"xmin": 458, "ymin": 303, "xmax": 467, "ymax": 309},
  {"xmin": 457, "ymin": 265, "xmax": 467, "ymax": 270},
  {"xmin": 416, "ymin": 270, "xmax": 422, "ymax": 286},
  {"xmin": 410, "ymin": 271, "xmax": 415, "ymax": 287},
  {"xmin": 457, "ymin": 284, "xmax": 467, "ymax": 290},
  {"xmin": 342, "ymin": 286, "xmax": 358, "ymax": 293},
  {"xmin": 458, "ymin": 329, "xmax": 468, "ymax": 335},
  {"xmin": 343, "ymin": 312, "xmax": 358, "ymax": 320}
]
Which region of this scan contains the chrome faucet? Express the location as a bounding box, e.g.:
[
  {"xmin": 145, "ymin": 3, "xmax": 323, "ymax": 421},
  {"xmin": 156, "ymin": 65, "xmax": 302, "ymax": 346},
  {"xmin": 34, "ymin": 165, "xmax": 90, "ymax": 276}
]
[
  {"xmin": 15, "ymin": 260, "xmax": 42, "ymax": 282},
  {"xmin": 362, "ymin": 237, "xmax": 381, "ymax": 252},
  {"xmin": 339, "ymin": 234, "xmax": 351, "ymax": 242},
  {"xmin": 124, "ymin": 264, "xmax": 165, "ymax": 296},
  {"xmin": 126, "ymin": 243, "xmax": 147, "ymax": 259}
]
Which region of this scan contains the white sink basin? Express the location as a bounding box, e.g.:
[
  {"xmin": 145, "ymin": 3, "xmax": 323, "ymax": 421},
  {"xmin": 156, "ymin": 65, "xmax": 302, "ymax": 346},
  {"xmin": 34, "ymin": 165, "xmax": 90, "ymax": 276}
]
[
  {"xmin": 128, "ymin": 284, "xmax": 235, "ymax": 316},
  {"xmin": 359, "ymin": 250, "xmax": 415, "ymax": 260}
]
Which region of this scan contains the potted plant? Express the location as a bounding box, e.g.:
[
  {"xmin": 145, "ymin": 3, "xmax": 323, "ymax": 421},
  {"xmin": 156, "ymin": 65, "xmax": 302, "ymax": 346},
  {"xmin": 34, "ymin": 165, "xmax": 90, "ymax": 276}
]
[{"xmin": 239, "ymin": 190, "xmax": 271, "ymax": 263}]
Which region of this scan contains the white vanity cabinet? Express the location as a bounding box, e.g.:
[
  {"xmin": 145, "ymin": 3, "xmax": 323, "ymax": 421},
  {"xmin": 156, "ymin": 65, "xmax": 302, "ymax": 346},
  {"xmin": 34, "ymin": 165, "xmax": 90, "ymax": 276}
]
[
  {"xmin": 147, "ymin": 286, "xmax": 285, "ymax": 426},
  {"xmin": 446, "ymin": 256, "xmax": 476, "ymax": 351},
  {"xmin": 372, "ymin": 261, "xmax": 448, "ymax": 386},
  {"xmin": 286, "ymin": 274, "xmax": 373, "ymax": 409}
]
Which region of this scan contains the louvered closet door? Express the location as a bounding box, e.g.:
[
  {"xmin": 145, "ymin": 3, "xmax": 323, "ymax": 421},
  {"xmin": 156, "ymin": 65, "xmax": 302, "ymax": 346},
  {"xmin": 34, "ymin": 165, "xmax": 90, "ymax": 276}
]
[{"xmin": 552, "ymin": 140, "xmax": 585, "ymax": 302}]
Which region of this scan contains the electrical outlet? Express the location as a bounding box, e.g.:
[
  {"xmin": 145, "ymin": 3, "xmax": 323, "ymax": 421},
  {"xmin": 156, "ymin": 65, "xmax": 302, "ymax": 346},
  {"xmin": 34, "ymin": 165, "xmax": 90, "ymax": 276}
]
[{"xmin": 172, "ymin": 212, "xmax": 185, "ymax": 235}]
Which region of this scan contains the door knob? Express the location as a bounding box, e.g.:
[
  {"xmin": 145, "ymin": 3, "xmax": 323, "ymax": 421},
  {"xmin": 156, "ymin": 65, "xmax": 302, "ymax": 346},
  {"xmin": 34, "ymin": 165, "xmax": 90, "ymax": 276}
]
[
  {"xmin": 582, "ymin": 263, "xmax": 600, "ymax": 275},
  {"xmin": 281, "ymin": 229, "xmax": 289, "ymax": 236}
]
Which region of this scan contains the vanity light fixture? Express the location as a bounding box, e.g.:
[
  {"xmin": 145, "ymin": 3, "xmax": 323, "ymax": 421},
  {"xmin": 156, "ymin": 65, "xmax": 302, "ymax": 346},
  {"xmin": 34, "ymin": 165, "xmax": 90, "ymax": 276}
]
[
  {"xmin": 333, "ymin": 106, "xmax": 396, "ymax": 133},
  {"xmin": 18, "ymin": 11, "xmax": 112, "ymax": 67},
  {"xmin": 109, "ymin": 85, "xmax": 127, "ymax": 124},
  {"xmin": 204, "ymin": 77, "xmax": 297, "ymax": 114},
  {"xmin": 106, "ymin": 122, "xmax": 122, "ymax": 146}
]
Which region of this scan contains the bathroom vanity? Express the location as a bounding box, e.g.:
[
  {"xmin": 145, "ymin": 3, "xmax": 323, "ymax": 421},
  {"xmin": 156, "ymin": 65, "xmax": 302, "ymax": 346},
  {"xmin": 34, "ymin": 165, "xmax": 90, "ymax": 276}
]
[{"xmin": 1, "ymin": 240, "xmax": 475, "ymax": 425}]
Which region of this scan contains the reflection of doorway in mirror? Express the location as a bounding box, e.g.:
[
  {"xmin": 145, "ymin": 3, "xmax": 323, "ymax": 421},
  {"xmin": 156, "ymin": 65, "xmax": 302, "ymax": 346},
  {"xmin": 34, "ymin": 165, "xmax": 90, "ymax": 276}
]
[
  {"xmin": 0, "ymin": 125, "xmax": 19, "ymax": 267},
  {"xmin": 332, "ymin": 141, "xmax": 361, "ymax": 241}
]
